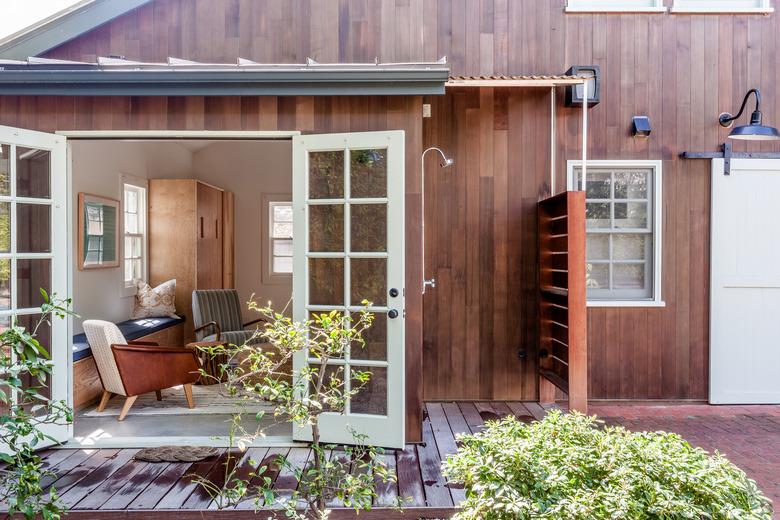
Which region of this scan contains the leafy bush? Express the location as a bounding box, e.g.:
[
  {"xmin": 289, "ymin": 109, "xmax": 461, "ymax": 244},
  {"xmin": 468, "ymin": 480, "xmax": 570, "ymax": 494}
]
[{"xmin": 443, "ymin": 411, "xmax": 773, "ymax": 520}]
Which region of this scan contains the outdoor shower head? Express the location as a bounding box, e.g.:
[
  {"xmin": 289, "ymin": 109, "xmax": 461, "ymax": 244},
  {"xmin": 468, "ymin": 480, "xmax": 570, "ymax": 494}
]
[
  {"xmin": 423, "ymin": 147, "xmax": 454, "ymax": 169},
  {"xmin": 442, "ymin": 157, "xmax": 454, "ymax": 167},
  {"xmin": 421, "ymin": 147, "xmax": 454, "ymax": 294}
]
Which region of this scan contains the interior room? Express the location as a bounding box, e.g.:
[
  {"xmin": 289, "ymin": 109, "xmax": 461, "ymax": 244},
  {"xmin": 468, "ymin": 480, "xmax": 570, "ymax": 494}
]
[{"xmin": 69, "ymin": 138, "xmax": 295, "ymax": 446}]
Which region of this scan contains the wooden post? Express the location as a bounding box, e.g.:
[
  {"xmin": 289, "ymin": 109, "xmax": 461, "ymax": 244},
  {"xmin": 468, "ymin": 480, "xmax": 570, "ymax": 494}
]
[{"xmin": 566, "ymin": 192, "xmax": 588, "ymax": 414}]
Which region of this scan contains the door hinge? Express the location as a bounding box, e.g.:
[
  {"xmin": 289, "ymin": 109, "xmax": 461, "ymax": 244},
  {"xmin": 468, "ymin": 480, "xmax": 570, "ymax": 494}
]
[{"xmin": 403, "ymin": 309, "xmax": 406, "ymax": 318}]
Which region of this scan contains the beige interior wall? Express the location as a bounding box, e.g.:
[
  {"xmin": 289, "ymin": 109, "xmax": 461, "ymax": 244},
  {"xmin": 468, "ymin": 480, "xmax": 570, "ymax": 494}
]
[{"xmin": 70, "ymin": 139, "xmax": 292, "ymax": 333}]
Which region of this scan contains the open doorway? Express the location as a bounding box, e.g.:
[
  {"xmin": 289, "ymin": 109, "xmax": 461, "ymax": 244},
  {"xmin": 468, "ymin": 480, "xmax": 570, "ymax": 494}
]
[{"xmin": 69, "ymin": 138, "xmax": 295, "ymax": 446}]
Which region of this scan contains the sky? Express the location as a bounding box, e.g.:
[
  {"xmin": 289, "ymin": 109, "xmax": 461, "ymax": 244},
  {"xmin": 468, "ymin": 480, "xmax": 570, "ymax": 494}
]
[{"xmin": 0, "ymin": 0, "xmax": 82, "ymax": 40}]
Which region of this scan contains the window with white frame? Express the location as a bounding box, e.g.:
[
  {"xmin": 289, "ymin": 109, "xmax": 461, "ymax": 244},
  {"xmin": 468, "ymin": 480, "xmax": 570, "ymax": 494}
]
[
  {"xmin": 269, "ymin": 201, "xmax": 293, "ymax": 275},
  {"xmin": 568, "ymin": 161, "xmax": 662, "ymax": 305},
  {"xmin": 672, "ymin": 0, "xmax": 772, "ymax": 12},
  {"xmin": 123, "ymin": 182, "xmax": 147, "ymax": 288},
  {"xmin": 566, "ymin": 0, "xmax": 666, "ymax": 12}
]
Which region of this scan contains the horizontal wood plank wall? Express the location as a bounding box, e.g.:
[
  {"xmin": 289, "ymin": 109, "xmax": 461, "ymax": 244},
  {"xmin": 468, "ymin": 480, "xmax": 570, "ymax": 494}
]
[
  {"xmin": 0, "ymin": 95, "xmax": 424, "ymax": 440},
  {"xmin": 30, "ymin": 0, "xmax": 780, "ymax": 401}
]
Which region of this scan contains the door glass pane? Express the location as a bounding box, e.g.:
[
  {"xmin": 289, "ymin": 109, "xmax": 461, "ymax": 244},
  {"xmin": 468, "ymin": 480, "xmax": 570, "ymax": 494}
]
[
  {"xmin": 613, "ymin": 234, "xmax": 646, "ymax": 260},
  {"xmin": 309, "ymin": 151, "xmax": 344, "ymax": 199},
  {"xmin": 351, "ymin": 366, "xmax": 387, "ymax": 415},
  {"xmin": 350, "ymin": 258, "xmax": 386, "ymax": 306},
  {"xmin": 309, "ymin": 258, "xmax": 344, "ymax": 305},
  {"xmin": 17, "ymin": 259, "xmax": 51, "ymax": 309},
  {"xmin": 309, "ymin": 311, "xmax": 346, "ymax": 359},
  {"xmin": 309, "ymin": 363, "xmax": 345, "ymax": 412},
  {"xmin": 614, "ymin": 263, "xmax": 645, "ymax": 290},
  {"xmin": 350, "ymin": 149, "xmax": 387, "ymax": 198},
  {"xmin": 0, "ymin": 260, "xmax": 10, "ymax": 311},
  {"xmin": 0, "ymin": 315, "xmax": 10, "ymax": 359},
  {"xmin": 614, "ymin": 202, "xmax": 647, "ymax": 229},
  {"xmin": 586, "ymin": 234, "xmax": 609, "ymax": 261},
  {"xmin": 0, "ymin": 144, "xmax": 10, "ymax": 196},
  {"xmin": 586, "ymin": 263, "xmax": 609, "ymax": 289},
  {"xmin": 0, "ymin": 202, "xmax": 9, "ymax": 253},
  {"xmin": 16, "ymin": 148, "xmax": 51, "ymax": 199},
  {"xmin": 351, "ymin": 205, "xmax": 387, "ymax": 252},
  {"xmin": 351, "ymin": 313, "xmax": 387, "ymax": 361},
  {"xmin": 17, "ymin": 314, "xmax": 52, "ymax": 403},
  {"xmin": 17, "ymin": 204, "xmax": 51, "ymax": 253},
  {"xmin": 309, "ymin": 205, "xmax": 344, "ymax": 252}
]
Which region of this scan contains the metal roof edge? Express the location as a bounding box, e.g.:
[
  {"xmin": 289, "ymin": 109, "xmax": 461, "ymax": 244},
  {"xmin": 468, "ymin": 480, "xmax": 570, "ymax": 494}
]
[{"xmin": 0, "ymin": 0, "xmax": 153, "ymax": 60}]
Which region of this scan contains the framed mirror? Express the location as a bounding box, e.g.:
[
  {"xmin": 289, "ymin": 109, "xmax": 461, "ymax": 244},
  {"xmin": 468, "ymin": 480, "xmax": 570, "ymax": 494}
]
[{"xmin": 78, "ymin": 193, "xmax": 120, "ymax": 270}]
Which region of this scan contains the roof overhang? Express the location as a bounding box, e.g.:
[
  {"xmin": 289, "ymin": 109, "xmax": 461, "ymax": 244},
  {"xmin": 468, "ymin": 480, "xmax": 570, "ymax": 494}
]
[{"xmin": 0, "ymin": 58, "xmax": 450, "ymax": 96}]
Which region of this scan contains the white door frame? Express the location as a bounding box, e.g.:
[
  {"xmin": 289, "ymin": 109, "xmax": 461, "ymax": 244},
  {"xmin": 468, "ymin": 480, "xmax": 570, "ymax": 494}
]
[{"xmin": 292, "ymin": 131, "xmax": 406, "ymax": 449}]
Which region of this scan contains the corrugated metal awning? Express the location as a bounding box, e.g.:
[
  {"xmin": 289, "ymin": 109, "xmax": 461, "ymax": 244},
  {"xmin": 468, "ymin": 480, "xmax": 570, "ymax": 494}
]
[
  {"xmin": 0, "ymin": 56, "xmax": 450, "ymax": 96},
  {"xmin": 447, "ymin": 75, "xmax": 586, "ymax": 87}
]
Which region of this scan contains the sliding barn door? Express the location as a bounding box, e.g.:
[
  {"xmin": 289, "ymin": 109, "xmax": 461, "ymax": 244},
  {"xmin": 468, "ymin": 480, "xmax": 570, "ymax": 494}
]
[
  {"xmin": 292, "ymin": 131, "xmax": 405, "ymax": 449},
  {"xmin": 0, "ymin": 126, "xmax": 69, "ymax": 445}
]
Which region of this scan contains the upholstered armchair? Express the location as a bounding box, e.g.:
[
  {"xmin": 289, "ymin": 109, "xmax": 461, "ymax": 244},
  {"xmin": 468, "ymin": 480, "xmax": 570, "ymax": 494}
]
[
  {"xmin": 191, "ymin": 289, "xmax": 267, "ymax": 345},
  {"xmin": 82, "ymin": 320, "xmax": 201, "ymax": 421}
]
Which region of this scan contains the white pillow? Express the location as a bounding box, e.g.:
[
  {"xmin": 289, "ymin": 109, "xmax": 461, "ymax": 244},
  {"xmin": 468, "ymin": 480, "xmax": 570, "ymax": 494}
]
[{"xmin": 132, "ymin": 279, "xmax": 178, "ymax": 319}]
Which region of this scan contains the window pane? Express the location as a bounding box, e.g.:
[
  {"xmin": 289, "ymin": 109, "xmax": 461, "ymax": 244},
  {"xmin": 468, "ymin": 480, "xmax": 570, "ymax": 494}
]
[
  {"xmin": 131, "ymin": 236, "xmax": 142, "ymax": 257},
  {"xmin": 350, "ymin": 149, "xmax": 387, "ymax": 198},
  {"xmin": 17, "ymin": 204, "xmax": 51, "ymax": 253},
  {"xmin": 586, "ymin": 234, "xmax": 609, "ymax": 261},
  {"xmin": 0, "ymin": 260, "xmax": 10, "ymax": 310},
  {"xmin": 614, "ymin": 201, "xmax": 647, "ymax": 229},
  {"xmin": 125, "ymin": 260, "xmax": 133, "ymax": 282},
  {"xmin": 273, "ymin": 239, "xmax": 293, "ymax": 256},
  {"xmin": 132, "ymin": 259, "xmax": 142, "ymax": 281},
  {"xmin": 0, "ymin": 202, "xmax": 9, "ymax": 253},
  {"xmin": 273, "ymin": 204, "xmax": 293, "ymax": 222},
  {"xmin": 273, "ymin": 256, "xmax": 293, "ymax": 274},
  {"xmin": 17, "ymin": 259, "xmax": 51, "ymax": 309},
  {"xmin": 309, "ymin": 151, "xmax": 344, "ymax": 199},
  {"xmin": 614, "ymin": 264, "xmax": 645, "ymax": 290},
  {"xmin": 614, "ymin": 170, "xmax": 648, "ymax": 199},
  {"xmin": 579, "ymin": 170, "xmax": 611, "ymax": 199},
  {"xmin": 124, "ymin": 188, "xmax": 137, "ymax": 213},
  {"xmin": 16, "ymin": 148, "xmax": 51, "ymax": 199},
  {"xmin": 585, "ymin": 202, "xmax": 611, "ymax": 228},
  {"xmin": 125, "ymin": 212, "xmax": 138, "ymax": 234},
  {"xmin": 273, "ymin": 221, "xmax": 293, "ymax": 239},
  {"xmin": 0, "ymin": 144, "xmax": 9, "ymax": 196},
  {"xmin": 613, "ymin": 234, "xmax": 647, "ymax": 261},
  {"xmin": 586, "ymin": 263, "xmax": 609, "ymax": 289}
]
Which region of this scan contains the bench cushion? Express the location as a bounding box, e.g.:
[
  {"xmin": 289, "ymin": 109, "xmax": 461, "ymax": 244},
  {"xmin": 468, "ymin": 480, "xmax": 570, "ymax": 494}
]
[{"xmin": 73, "ymin": 315, "xmax": 185, "ymax": 362}]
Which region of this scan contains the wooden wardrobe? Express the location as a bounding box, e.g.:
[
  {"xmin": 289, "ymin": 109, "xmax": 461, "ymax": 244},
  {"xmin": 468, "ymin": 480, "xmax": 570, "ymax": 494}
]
[{"xmin": 148, "ymin": 179, "xmax": 235, "ymax": 342}]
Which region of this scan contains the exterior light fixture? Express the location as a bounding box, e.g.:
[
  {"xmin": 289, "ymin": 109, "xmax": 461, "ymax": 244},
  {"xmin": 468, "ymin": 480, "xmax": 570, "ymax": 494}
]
[
  {"xmin": 719, "ymin": 88, "xmax": 780, "ymax": 141},
  {"xmin": 632, "ymin": 116, "xmax": 651, "ymax": 137},
  {"xmin": 565, "ymin": 65, "xmax": 600, "ymax": 108}
]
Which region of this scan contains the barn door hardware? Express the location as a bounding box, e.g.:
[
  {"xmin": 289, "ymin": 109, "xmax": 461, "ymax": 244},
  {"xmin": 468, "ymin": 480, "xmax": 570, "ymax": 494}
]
[{"xmin": 680, "ymin": 142, "xmax": 780, "ymax": 175}]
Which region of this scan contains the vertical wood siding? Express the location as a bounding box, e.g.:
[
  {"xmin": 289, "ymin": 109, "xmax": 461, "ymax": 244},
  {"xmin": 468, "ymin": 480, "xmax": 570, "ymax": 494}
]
[{"xmin": 12, "ymin": 0, "xmax": 780, "ymax": 401}]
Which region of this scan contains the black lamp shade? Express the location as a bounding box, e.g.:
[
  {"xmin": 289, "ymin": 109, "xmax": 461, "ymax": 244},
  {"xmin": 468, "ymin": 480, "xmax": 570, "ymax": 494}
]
[
  {"xmin": 728, "ymin": 124, "xmax": 780, "ymax": 140},
  {"xmin": 565, "ymin": 65, "xmax": 600, "ymax": 108}
]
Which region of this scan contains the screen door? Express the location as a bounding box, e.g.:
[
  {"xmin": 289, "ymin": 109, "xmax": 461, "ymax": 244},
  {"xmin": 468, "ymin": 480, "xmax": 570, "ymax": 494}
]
[
  {"xmin": 292, "ymin": 131, "xmax": 405, "ymax": 449},
  {"xmin": 0, "ymin": 125, "xmax": 68, "ymax": 445}
]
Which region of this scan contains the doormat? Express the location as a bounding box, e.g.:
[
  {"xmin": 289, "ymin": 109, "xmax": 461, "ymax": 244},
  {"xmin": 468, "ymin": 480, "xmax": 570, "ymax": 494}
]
[
  {"xmin": 83, "ymin": 383, "xmax": 273, "ymax": 417},
  {"xmin": 134, "ymin": 445, "xmax": 220, "ymax": 463}
]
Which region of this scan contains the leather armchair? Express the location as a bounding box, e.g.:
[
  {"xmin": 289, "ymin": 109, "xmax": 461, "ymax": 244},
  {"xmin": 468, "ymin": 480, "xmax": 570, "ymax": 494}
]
[{"xmin": 83, "ymin": 320, "xmax": 201, "ymax": 421}]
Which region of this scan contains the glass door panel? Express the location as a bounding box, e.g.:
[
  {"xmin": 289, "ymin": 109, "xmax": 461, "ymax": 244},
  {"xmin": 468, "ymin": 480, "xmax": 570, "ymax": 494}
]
[{"xmin": 293, "ymin": 131, "xmax": 405, "ymax": 449}]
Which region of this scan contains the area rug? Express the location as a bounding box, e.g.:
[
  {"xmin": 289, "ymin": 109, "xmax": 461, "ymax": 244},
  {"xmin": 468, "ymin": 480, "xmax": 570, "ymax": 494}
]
[{"xmin": 83, "ymin": 384, "xmax": 273, "ymax": 417}]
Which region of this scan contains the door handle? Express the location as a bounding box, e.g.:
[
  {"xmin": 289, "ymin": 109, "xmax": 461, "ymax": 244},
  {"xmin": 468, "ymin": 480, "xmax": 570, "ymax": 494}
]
[
  {"xmin": 387, "ymin": 309, "xmax": 399, "ymax": 319},
  {"xmin": 389, "ymin": 288, "xmax": 399, "ymax": 297}
]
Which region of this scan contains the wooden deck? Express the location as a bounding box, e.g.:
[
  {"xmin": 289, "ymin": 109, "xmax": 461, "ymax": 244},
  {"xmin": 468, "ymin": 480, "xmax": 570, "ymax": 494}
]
[{"xmin": 24, "ymin": 402, "xmax": 545, "ymax": 518}]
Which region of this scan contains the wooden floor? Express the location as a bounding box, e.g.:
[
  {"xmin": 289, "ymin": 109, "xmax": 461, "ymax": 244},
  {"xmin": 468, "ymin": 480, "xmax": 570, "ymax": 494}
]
[{"xmin": 24, "ymin": 402, "xmax": 545, "ymax": 518}]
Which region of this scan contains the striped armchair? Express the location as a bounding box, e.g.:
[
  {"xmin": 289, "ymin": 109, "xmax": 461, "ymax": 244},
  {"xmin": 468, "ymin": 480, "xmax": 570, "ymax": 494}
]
[{"xmin": 191, "ymin": 289, "xmax": 266, "ymax": 346}]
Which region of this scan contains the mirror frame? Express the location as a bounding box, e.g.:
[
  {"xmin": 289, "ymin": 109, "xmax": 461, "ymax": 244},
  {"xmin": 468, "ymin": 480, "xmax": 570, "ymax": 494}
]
[{"xmin": 77, "ymin": 192, "xmax": 120, "ymax": 270}]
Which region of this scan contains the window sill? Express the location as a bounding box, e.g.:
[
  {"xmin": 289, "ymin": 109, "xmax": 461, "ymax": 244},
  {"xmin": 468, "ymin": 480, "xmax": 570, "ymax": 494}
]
[
  {"xmin": 565, "ymin": 6, "xmax": 667, "ymax": 12},
  {"xmin": 587, "ymin": 300, "xmax": 666, "ymax": 308},
  {"xmin": 669, "ymin": 7, "xmax": 773, "ymax": 13}
]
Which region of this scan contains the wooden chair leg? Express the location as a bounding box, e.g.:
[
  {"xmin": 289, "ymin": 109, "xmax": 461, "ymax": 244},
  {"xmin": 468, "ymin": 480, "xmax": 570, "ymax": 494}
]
[
  {"xmin": 97, "ymin": 391, "xmax": 112, "ymax": 412},
  {"xmin": 183, "ymin": 384, "xmax": 195, "ymax": 409},
  {"xmin": 155, "ymin": 390, "xmax": 162, "ymax": 401},
  {"xmin": 118, "ymin": 396, "xmax": 138, "ymax": 421}
]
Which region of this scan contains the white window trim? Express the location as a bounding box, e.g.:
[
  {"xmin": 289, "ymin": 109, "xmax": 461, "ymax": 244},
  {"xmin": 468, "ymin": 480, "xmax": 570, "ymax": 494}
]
[
  {"xmin": 567, "ymin": 159, "xmax": 665, "ymax": 308},
  {"xmin": 671, "ymin": 0, "xmax": 773, "ymax": 13},
  {"xmin": 120, "ymin": 173, "xmax": 148, "ymax": 297},
  {"xmin": 566, "ymin": 0, "xmax": 667, "ymax": 12},
  {"xmin": 262, "ymin": 193, "xmax": 293, "ymax": 285}
]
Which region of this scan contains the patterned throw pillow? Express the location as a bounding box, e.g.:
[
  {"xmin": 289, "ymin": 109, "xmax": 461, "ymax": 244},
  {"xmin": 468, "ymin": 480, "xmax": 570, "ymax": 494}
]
[{"xmin": 132, "ymin": 279, "xmax": 178, "ymax": 319}]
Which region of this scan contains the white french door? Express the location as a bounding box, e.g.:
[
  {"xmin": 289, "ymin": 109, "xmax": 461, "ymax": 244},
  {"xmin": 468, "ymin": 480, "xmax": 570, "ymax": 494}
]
[
  {"xmin": 292, "ymin": 131, "xmax": 405, "ymax": 449},
  {"xmin": 0, "ymin": 126, "xmax": 68, "ymax": 445}
]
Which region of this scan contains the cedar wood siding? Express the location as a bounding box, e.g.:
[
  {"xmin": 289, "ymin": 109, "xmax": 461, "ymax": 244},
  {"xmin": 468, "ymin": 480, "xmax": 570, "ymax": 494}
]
[{"xmin": 3, "ymin": 0, "xmax": 779, "ymax": 404}]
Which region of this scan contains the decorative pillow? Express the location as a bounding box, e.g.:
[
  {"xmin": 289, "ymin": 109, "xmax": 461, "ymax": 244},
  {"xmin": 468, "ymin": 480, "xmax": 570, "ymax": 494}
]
[{"xmin": 132, "ymin": 279, "xmax": 178, "ymax": 319}]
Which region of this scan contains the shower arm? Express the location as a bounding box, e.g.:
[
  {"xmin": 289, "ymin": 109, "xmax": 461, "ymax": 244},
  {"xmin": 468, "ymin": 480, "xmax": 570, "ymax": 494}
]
[{"xmin": 421, "ymin": 147, "xmax": 452, "ymax": 294}]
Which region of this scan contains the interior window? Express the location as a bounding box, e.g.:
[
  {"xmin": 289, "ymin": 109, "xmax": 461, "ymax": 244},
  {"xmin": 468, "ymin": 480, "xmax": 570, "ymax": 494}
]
[
  {"xmin": 571, "ymin": 164, "xmax": 661, "ymax": 303},
  {"xmin": 269, "ymin": 201, "xmax": 293, "ymax": 275},
  {"xmin": 123, "ymin": 183, "xmax": 147, "ymax": 287}
]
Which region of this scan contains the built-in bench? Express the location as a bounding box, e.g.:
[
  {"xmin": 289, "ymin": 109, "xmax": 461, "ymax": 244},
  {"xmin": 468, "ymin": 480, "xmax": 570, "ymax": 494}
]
[{"xmin": 73, "ymin": 316, "xmax": 186, "ymax": 409}]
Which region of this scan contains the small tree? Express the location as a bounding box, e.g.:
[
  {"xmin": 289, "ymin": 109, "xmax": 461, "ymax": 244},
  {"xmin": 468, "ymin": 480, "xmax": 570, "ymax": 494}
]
[
  {"xmin": 0, "ymin": 292, "xmax": 74, "ymax": 520},
  {"xmin": 198, "ymin": 300, "xmax": 399, "ymax": 519}
]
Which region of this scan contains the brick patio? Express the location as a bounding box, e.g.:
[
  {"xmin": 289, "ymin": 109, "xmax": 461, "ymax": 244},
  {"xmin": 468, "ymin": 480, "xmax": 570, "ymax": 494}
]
[{"xmin": 591, "ymin": 404, "xmax": 780, "ymax": 514}]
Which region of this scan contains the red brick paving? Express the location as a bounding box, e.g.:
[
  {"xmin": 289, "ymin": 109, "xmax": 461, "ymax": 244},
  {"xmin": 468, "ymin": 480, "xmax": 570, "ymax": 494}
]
[{"xmin": 590, "ymin": 404, "xmax": 780, "ymax": 516}]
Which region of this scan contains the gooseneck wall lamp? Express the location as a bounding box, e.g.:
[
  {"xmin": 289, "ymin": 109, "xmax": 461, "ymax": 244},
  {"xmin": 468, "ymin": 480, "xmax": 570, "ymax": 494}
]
[
  {"xmin": 421, "ymin": 147, "xmax": 454, "ymax": 294},
  {"xmin": 719, "ymin": 88, "xmax": 780, "ymax": 141}
]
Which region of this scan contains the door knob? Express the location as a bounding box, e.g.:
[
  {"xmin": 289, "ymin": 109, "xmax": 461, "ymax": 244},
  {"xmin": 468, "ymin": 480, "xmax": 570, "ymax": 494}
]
[
  {"xmin": 387, "ymin": 309, "xmax": 399, "ymax": 319},
  {"xmin": 389, "ymin": 288, "xmax": 399, "ymax": 297}
]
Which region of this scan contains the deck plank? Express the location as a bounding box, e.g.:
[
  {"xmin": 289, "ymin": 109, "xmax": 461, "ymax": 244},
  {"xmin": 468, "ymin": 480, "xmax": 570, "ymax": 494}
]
[
  {"xmin": 473, "ymin": 401, "xmax": 502, "ymax": 422},
  {"xmin": 45, "ymin": 449, "xmax": 120, "ymax": 496},
  {"xmin": 417, "ymin": 419, "xmax": 454, "ymax": 507},
  {"xmin": 153, "ymin": 451, "xmax": 225, "ymax": 510},
  {"xmin": 59, "ymin": 449, "xmax": 139, "ymax": 508},
  {"xmin": 442, "ymin": 402, "xmax": 471, "ymax": 438},
  {"xmin": 373, "ymin": 451, "xmax": 399, "ymax": 507},
  {"xmin": 325, "ymin": 448, "xmax": 350, "ymax": 508},
  {"xmin": 40, "ymin": 449, "xmax": 97, "ymax": 490},
  {"xmin": 457, "ymin": 402, "xmax": 485, "ymax": 433},
  {"xmin": 101, "ymin": 460, "xmax": 170, "ymax": 509},
  {"xmin": 523, "ymin": 401, "xmax": 548, "ymax": 421},
  {"xmin": 506, "ymin": 401, "xmax": 537, "ymax": 423},
  {"xmin": 234, "ymin": 447, "xmax": 288, "ymax": 510},
  {"xmin": 125, "ymin": 462, "xmax": 192, "ymax": 510},
  {"xmin": 426, "ymin": 403, "xmax": 464, "ymax": 504},
  {"xmin": 395, "ymin": 445, "xmax": 425, "ymax": 507},
  {"xmin": 270, "ymin": 447, "xmax": 311, "ymax": 507},
  {"xmin": 183, "ymin": 450, "xmax": 241, "ymax": 509},
  {"xmin": 74, "ymin": 457, "xmax": 159, "ymax": 510},
  {"xmin": 490, "ymin": 401, "xmax": 515, "ymax": 419}
]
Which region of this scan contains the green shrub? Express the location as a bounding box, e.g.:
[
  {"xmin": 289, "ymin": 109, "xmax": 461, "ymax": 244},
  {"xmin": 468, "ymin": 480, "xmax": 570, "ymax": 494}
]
[{"xmin": 443, "ymin": 411, "xmax": 772, "ymax": 519}]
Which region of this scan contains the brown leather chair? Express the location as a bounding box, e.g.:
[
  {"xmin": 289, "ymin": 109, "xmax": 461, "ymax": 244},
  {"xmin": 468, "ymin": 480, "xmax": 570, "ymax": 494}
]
[{"xmin": 83, "ymin": 320, "xmax": 201, "ymax": 421}]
